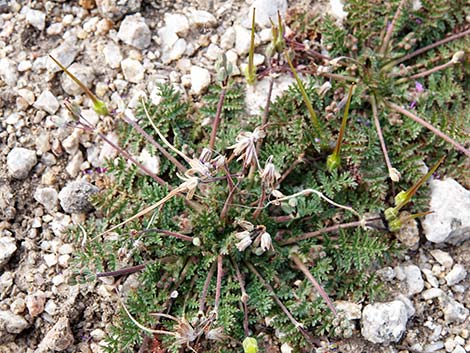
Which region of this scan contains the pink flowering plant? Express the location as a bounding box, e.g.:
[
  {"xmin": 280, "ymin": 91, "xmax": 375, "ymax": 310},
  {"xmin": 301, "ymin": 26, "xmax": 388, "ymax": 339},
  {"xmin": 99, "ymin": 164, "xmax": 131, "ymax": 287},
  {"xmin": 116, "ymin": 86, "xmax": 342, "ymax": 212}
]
[{"xmin": 62, "ymin": 1, "xmax": 470, "ymax": 352}]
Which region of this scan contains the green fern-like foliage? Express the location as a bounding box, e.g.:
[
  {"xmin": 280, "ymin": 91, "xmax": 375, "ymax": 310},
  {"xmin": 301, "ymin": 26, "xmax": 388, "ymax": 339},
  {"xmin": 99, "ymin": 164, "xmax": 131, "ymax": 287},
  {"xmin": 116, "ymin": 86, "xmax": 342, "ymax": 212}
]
[{"xmin": 68, "ymin": 1, "xmax": 470, "ymax": 352}]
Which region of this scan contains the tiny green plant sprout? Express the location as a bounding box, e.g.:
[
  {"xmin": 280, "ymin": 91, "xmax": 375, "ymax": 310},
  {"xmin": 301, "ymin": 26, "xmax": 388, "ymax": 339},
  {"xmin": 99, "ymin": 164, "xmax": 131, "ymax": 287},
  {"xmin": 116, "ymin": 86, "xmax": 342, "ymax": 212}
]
[
  {"xmin": 327, "ymin": 83, "xmax": 355, "ymax": 172},
  {"xmin": 244, "ymin": 8, "xmax": 257, "ymax": 85},
  {"xmin": 56, "ymin": 1, "xmax": 470, "ymax": 352}
]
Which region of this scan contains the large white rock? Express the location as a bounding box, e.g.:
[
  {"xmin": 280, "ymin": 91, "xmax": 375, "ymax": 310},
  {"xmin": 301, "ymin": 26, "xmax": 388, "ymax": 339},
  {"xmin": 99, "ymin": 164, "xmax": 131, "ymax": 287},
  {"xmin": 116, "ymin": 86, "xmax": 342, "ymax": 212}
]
[
  {"xmin": 117, "ymin": 14, "xmax": 151, "ymax": 49},
  {"xmin": 0, "ymin": 58, "xmax": 18, "ymax": 87},
  {"xmin": 0, "ymin": 237, "xmax": 17, "ymax": 270},
  {"xmin": 121, "ymin": 58, "xmax": 145, "ymax": 83},
  {"xmin": 0, "ymin": 310, "xmax": 29, "ymax": 334},
  {"xmin": 103, "ymin": 42, "xmax": 123, "ymax": 69},
  {"xmin": 361, "ymin": 301, "xmax": 409, "ymax": 344},
  {"xmin": 423, "ymin": 178, "xmax": 470, "ymax": 244},
  {"xmin": 34, "ymin": 90, "xmax": 60, "ymax": 115},
  {"xmin": 243, "ymin": 0, "xmax": 288, "ymax": 28},
  {"xmin": 190, "ymin": 66, "xmax": 211, "ymax": 95},
  {"xmin": 403, "ymin": 264, "xmax": 424, "ymax": 295},
  {"xmin": 7, "ymin": 147, "xmax": 37, "ymax": 179}
]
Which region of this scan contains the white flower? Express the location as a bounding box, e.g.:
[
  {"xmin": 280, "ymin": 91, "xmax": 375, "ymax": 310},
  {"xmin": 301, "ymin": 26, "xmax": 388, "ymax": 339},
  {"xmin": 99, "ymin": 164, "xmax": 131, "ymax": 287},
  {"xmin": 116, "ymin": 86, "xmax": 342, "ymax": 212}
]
[
  {"xmin": 260, "ymin": 231, "xmax": 273, "ymax": 252},
  {"xmin": 236, "ymin": 236, "xmax": 252, "ymax": 252},
  {"xmin": 389, "ymin": 167, "xmax": 401, "ymax": 182},
  {"xmin": 261, "ymin": 156, "xmax": 280, "ymax": 189},
  {"xmin": 228, "ymin": 127, "xmax": 266, "ymax": 168}
]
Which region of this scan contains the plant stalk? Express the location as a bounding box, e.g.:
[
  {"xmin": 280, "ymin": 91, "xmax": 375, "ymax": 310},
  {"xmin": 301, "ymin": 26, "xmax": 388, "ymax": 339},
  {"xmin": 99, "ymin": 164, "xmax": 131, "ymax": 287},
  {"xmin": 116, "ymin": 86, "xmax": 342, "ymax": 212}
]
[{"xmin": 385, "ymin": 101, "xmax": 470, "ymax": 157}]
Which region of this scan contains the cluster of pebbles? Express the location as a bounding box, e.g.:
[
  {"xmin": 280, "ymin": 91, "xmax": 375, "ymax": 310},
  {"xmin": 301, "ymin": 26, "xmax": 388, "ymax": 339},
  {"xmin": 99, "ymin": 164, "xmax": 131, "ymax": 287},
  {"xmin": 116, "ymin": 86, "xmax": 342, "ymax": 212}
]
[{"xmin": 0, "ymin": 0, "xmax": 468, "ymax": 352}]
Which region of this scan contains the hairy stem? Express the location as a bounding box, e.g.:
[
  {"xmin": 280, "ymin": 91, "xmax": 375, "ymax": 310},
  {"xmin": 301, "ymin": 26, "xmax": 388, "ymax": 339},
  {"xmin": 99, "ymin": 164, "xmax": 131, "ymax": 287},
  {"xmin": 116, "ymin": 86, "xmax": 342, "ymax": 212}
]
[
  {"xmin": 370, "ymin": 94, "xmax": 396, "ymax": 180},
  {"xmin": 279, "ymin": 220, "xmax": 365, "ymax": 245},
  {"xmin": 387, "ymin": 28, "xmax": 470, "ymax": 67},
  {"xmin": 291, "ymin": 254, "xmax": 337, "ymax": 315},
  {"xmin": 97, "ymin": 263, "xmax": 147, "ymax": 278},
  {"xmin": 385, "ymin": 101, "xmax": 470, "ymax": 157},
  {"xmin": 379, "ymin": 0, "xmax": 408, "ymax": 56},
  {"xmin": 209, "ymin": 86, "xmax": 228, "ymax": 151},
  {"xmin": 139, "ymin": 228, "xmax": 194, "ymax": 242},
  {"xmin": 199, "ymin": 261, "xmax": 216, "ymax": 312},
  {"xmin": 214, "ymin": 255, "xmax": 224, "ymax": 316},
  {"xmin": 231, "ymin": 257, "xmax": 249, "ymax": 336},
  {"xmin": 402, "ymin": 59, "xmax": 458, "ymax": 80},
  {"xmin": 245, "ymin": 261, "xmax": 314, "ymax": 346},
  {"xmin": 121, "ymin": 114, "xmax": 187, "ymax": 173}
]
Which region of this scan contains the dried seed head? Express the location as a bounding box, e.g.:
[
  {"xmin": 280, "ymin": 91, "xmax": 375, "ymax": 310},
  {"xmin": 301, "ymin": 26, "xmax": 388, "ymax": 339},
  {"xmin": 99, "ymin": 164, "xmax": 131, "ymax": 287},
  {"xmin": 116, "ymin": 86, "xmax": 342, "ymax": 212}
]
[
  {"xmin": 260, "ymin": 231, "xmax": 273, "ymax": 252},
  {"xmin": 236, "ymin": 236, "xmax": 253, "ymax": 252},
  {"xmin": 261, "ymin": 156, "xmax": 280, "ymax": 189}
]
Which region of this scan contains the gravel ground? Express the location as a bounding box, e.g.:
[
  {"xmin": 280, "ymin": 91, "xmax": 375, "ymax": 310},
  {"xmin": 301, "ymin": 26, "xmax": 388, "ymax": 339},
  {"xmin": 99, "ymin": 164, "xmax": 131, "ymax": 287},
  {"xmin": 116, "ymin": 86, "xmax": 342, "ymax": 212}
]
[{"xmin": 0, "ymin": 0, "xmax": 469, "ymax": 352}]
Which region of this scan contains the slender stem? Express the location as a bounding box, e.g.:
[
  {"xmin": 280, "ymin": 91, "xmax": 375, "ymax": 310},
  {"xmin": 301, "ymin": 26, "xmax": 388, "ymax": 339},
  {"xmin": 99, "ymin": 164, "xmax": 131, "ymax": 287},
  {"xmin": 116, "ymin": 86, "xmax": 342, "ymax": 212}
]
[
  {"xmin": 139, "ymin": 228, "xmax": 194, "ymax": 242},
  {"xmin": 379, "ymin": 0, "xmax": 408, "ymax": 56},
  {"xmin": 401, "ymin": 59, "xmax": 456, "ymax": 81},
  {"xmin": 333, "ymin": 84, "xmax": 355, "ymax": 156},
  {"xmin": 214, "ymin": 255, "xmax": 224, "ymax": 315},
  {"xmin": 231, "ymin": 257, "xmax": 249, "ymax": 336},
  {"xmin": 318, "ymin": 72, "xmax": 358, "ymax": 83},
  {"xmin": 209, "ymin": 86, "xmax": 227, "ymax": 151},
  {"xmin": 291, "ymin": 254, "xmax": 337, "ymax": 315},
  {"xmin": 388, "ymin": 28, "xmax": 470, "ymax": 67},
  {"xmin": 97, "ymin": 263, "xmax": 147, "ymax": 278},
  {"xmin": 279, "ymin": 220, "xmax": 364, "ymax": 245},
  {"xmin": 370, "ymin": 94, "xmax": 395, "ymax": 177},
  {"xmin": 385, "ymin": 101, "xmax": 470, "ymax": 157},
  {"xmin": 199, "ymin": 261, "xmax": 216, "ymax": 312},
  {"xmin": 286, "ymin": 54, "xmax": 327, "ymax": 147},
  {"xmin": 121, "ymin": 115, "xmax": 187, "ymax": 173},
  {"xmin": 97, "ymin": 131, "xmax": 167, "ymax": 186},
  {"xmin": 245, "ymin": 261, "xmax": 314, "ymax": 346}
]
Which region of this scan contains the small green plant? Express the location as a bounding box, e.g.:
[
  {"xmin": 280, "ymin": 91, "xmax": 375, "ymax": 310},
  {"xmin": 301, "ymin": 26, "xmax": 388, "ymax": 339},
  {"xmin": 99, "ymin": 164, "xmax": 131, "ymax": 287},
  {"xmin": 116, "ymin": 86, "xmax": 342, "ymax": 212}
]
[{"xmin": 55, "ymin": 1, "xmax": 470, "ymax": 352}]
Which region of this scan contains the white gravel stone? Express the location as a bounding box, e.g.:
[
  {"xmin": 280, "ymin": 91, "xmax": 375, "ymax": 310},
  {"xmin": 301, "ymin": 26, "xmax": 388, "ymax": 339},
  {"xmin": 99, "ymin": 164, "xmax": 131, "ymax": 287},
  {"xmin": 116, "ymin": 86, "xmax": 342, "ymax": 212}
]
[
  {"xmin": 61, "ymin": 63, "xmax": 94, "ymax": 96},
  {"xmin": 7, "ymin": 147, "xmax": 37, "ymax": 180},
  {"xmin": 167, "ymin": 38, "xmax": 187, "ymax": 63},
  {"xmin": 164, "ymin": 13, "xmax": 190, "ymax": 36},
  {"xmin": 34, "ymin": 90, "xmax": 60, "ymax": 115},
  {"xmin": 445, "ymin": 264, "xmax": 467, "ymax": 286},
  {"xmin": 422, "ymin": 268, "xmax": 439, "ymax": 288},
  {"xmin": 23, "ymin": 7, "xmax": 46, "ymax": 30},
  {"xmin": 329, "ymin": 0, "xmax": 348, "ymax": 23},
  {"xmin": 47, "ymin": 22, "xmax": 64, "ymax": 35},
  {"xmin": 0, "ymin": 58, "xmax": 18, "ymax": 87},
  {"xmin": 422, "ymin": 288, "xmax": 444, "ymax": 300},
  {"xmin": 103, "ymin": 42, "xmax": 122, "ymax": 69},
  {"xmin": 190, "ymin": 66, "xmax": 211, "ymax": 94},
  {"xmin": 117, "ymin": 14, "xmax": 151, "ymax": 49},
  {"xmin": 35, "ymin": 317, "xmax": 74, "ymax": 352},
  {"xmin": 66, "ymin": 152, "xmax": 83, "ymax": 177},
  {"xmin": 47, "ymin": 43, "xmax": 79, "ymax": 73},
  {"xmin": 59, "ymin": 181, "xmax": 99, "ymax": 214},
  {"xmin": 377, "ymin": 266, "xmax": 396, "ymax": 281},
  {"xmin": 430, "ymin": 249, "xmax": 454, "ymax": 269},
  {"xmin": 361, "ymin": 300, "xmax": 409, "ymax": 344},
  {"xmin": 403, "ymin": 264, "xmax": 424, "ymax": 295},
  {"xmin": 17, "ymin": 88, "xmax": 35, "ymax": 106},
  {"xmin": 10, "ymin": 298, "xmax": 26, "ymax": 315},
  {"xmin": 335, "ymin": 301, "xmax": 362, "ymax": 320},
  {"xmin": 452, "ymin": 346, "xmax": 466, "ymax": 353},
  {"xmin": 423, "ymin": 178, "xmax": 470, "ymax": 244},
  {"xmin": 43, "ymin": 253, "xmax": 58, "ymax": 268},
  {"xmin": 26, "ymin": 290, "xmax": 46, "ymax": 317},
  {"xmin": 187, "ymin": 9, "xmax": 217, "ymax": 27},
  {"xmin": 158, "ymin": 26, "xmax": 179, "ymax": 48},
  {"xmin": 34, "ymin": 187, "xmax": 58, "ymax": 212},
  {"xmin": 95, "ymin": 0, "xmax": 142, "ymax": 21},
  {"xmin": 121, "ymin": 58, "xmax": 145, "ymax": 83},
  {"xmin": 0, "ymin": 237, "xmax": 17, "ymax": 269},
  {"xmin": 44, "ymin": 300, "xmax": 58, "ymax": 316},
  {"xmin": 205, "ymin": 43, "xmax": 223, "ymax": 61},
  {"xmin": 439, "ymin": 295, "xmax": 469, "ymax": 323},
  {"xmin": 234, "ymin": 25, "xmax": 259, "ymax": 55},
  {"xmin": 245, "ymin": 0, "xmax": 288, "ymax": 28},
  {"xmin": 138, "ymin": 148, "xmax": 160, "ymax": 176},
  {"xmin": 220, "ymin": 26, "xmax": 236, "ymax": 50},
  {"xmin": 245, "ymin": 73, "xmax": 295, "ymax": 115},
  {"xmin": 0, "ymin": 310, "xmax": 29, "ymax": 334},
  {"xmin": 18, "ymin": 60, "xmax": 32, "ymax": 72}
]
